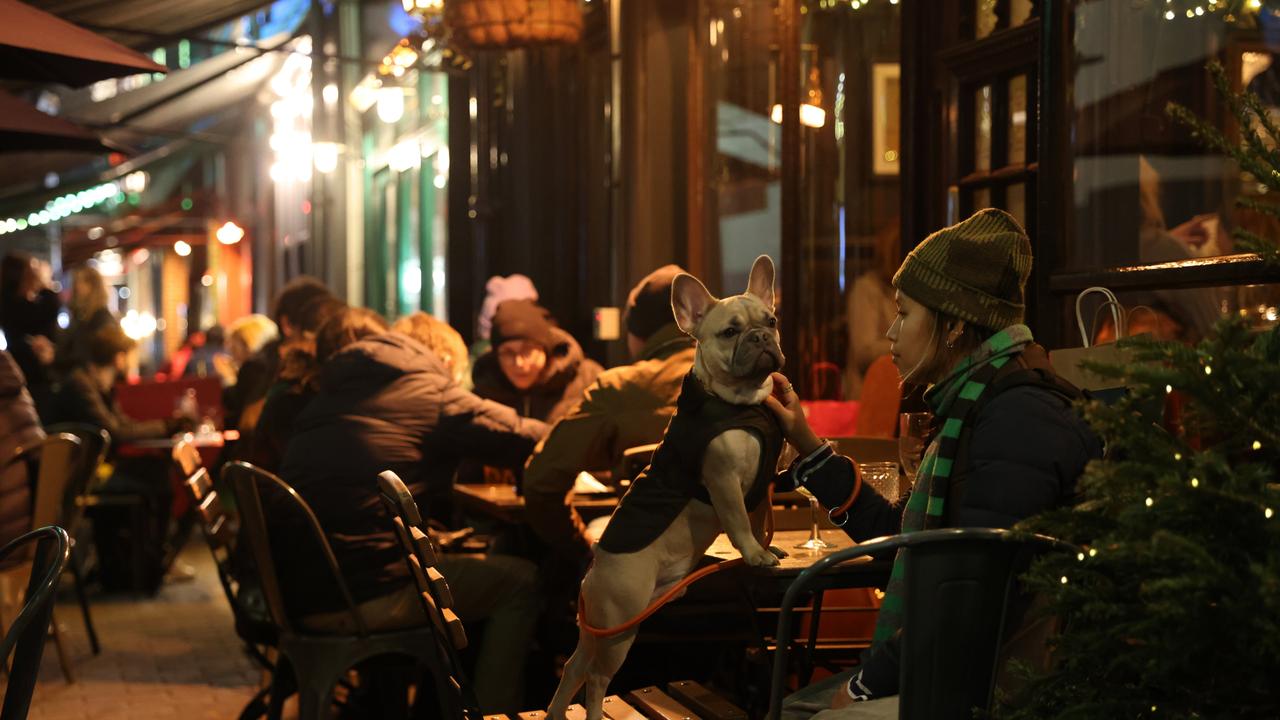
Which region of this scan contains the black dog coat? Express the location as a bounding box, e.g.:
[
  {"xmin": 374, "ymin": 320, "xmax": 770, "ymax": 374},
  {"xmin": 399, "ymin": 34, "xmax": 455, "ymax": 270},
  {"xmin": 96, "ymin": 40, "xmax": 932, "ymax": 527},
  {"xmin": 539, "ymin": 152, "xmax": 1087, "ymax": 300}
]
[{"xmin": 597, "ymin": 372, "xmax": 783, "ymax": 554}]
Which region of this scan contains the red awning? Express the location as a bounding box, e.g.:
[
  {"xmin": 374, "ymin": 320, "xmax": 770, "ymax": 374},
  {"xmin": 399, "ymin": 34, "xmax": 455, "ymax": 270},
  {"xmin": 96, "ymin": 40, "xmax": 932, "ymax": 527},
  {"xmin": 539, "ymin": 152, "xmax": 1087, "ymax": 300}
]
[
  {"xmin": 0, "ymin": 89, "xmax": 114, "ymax": 153},
  {"xmin": 0, "ymin": 0, "xmax": 166, "ymax": 87}
]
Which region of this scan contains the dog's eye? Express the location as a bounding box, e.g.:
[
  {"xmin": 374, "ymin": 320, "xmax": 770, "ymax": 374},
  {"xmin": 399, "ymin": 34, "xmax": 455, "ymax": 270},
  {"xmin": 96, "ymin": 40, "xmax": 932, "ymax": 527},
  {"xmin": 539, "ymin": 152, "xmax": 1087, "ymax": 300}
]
[
  {"xmin": 767, "ymin": 316, "xmax": 777, "ymax": 328},
  {"xmin": 721, "ymin": 327, "xmax": 739, "ymax": 339}
]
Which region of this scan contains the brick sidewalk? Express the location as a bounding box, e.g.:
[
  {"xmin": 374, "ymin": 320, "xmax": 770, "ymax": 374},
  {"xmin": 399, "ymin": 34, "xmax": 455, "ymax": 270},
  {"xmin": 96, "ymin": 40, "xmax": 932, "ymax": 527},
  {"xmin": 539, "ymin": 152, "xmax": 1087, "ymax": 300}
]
[{"xmin": 25, "ymin": 542, "xmax": 264, "ymax": 720}]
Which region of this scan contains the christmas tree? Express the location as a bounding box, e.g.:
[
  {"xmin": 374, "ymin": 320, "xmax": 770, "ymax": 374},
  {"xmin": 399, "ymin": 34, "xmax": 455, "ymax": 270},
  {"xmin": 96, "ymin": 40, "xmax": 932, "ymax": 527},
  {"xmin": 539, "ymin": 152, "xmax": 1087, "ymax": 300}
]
[{"xmin": 994, "ymin": 65, "xmax": 1280, "ymax": 718}]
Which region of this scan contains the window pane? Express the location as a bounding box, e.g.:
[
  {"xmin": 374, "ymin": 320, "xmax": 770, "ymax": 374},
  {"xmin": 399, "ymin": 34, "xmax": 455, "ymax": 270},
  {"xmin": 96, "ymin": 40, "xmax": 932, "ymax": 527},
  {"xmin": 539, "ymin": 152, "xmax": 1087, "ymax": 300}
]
[
  {"xmin": 1068, "ymin": 283, "xmax": 1280, "ymax": 346},
  {"xmin": 706, "ymin": 0, "xmax": 781, "ymax": 296},
  {"xmin": 975, "ymin": 0, "xmax": 998, "ymax": 39},
  {"xmin": 1011, "ymin": 0, "xmax": 1034, "ymax": 27},
  {"xmin": 1008, "ymin": 74, "xmax": 1027, "ymax": 165},
  {"xmin": 796, "ymin": 0, "xmax": 902, "ymax": 399},
  {"xmin": 1007, "ymin": 182, "xmax": 1026, "ymax": 227},
  {"xmin": 1069, "ymin": 1, "xmax": 1263, "ymax": 270},
  {"xmin": 974, "ymin": 186, "xmax": 992, "ymax": 211},
  {"xmin": 975, "ymin": 85, "xmax": 993, "ymax": 172}
]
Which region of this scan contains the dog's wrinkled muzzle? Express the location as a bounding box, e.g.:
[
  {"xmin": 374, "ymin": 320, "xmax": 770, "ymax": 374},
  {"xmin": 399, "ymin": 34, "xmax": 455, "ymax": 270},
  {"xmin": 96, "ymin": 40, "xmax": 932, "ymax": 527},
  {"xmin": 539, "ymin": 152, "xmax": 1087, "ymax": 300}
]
[{"xmin": 731, "ymin": 328, "xmax": 785, "ymax": 379}]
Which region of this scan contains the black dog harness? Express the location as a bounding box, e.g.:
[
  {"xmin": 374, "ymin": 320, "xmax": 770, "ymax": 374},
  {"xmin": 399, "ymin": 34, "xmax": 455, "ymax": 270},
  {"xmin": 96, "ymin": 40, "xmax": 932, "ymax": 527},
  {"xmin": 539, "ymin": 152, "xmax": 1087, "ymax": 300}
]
[{"xmin": 597, "ymin": 372, "xmax": 783, "ymax": 554}]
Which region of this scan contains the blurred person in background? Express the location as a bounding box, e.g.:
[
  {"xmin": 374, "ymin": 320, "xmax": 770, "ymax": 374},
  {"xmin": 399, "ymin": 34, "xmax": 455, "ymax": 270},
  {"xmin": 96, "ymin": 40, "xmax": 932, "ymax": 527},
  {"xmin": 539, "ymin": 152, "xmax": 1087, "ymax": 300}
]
[
  {"xmin": 845, "ymin": 224, "xmax": 901, "ymax": 400},
  {"xmin": 57, "ymin": 265, "xmax": 118, "ymax": 374},
  {"xmin": 279, "ymin": 306, "xmax": 549, "ymax": 714},
  {"xmin": 232, "ymin": 276, "xmax": 331, "ymax": 431},
  {"xmin": 0, "ymin": 252, "xmax": 60, "ymax": 416},
  {"xmin": 249, "ymin": 295, "xmax": 346, "ymax": 473},
  {"xmin": 0, "ymin": 350, "xmax": 45, "ymax": 549},
  {"xmin": 217, "ymin": 314, "xmax": 278, "ymax": 429},
  {"xmin": 183, "ymin": 325, "xmax": 229, "ymax": 379},
  {"xmin": 468, "ymin": 300, "xmax": 602, "ymax": 488},
  {"xmin": 49, "ymin": 325, "xmax": 190, "ymax": 593},
  {"xmin": 470, "ymin": 274, "xmax": 540, "ymax": 375},
  {"xmin": 391, "ymin": 311, "xmax": 470, "ymax": 386}
]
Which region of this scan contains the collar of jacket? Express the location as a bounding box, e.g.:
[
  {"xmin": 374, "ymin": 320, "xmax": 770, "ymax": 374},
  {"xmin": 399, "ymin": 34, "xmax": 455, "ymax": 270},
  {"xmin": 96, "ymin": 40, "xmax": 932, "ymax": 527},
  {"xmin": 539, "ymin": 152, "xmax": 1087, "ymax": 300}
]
[{"xmin": 637, "ymin": 323, "xmax": 695, "ymax": 362}]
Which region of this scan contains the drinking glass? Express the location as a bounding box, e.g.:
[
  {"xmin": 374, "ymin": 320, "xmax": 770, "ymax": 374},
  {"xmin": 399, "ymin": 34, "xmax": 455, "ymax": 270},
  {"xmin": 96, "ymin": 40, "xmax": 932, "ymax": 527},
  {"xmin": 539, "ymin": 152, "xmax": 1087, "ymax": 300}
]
[
  {"xmin": 793, "ymin": 485, "xmax": 835, "ymax": 551},
  {"xmin": 898, "ymin": 412, "xmax": 932, "ymax": 486},
  {"xmin": 858, "ymin": 461, "xmax": 902, "ymax": 500}
]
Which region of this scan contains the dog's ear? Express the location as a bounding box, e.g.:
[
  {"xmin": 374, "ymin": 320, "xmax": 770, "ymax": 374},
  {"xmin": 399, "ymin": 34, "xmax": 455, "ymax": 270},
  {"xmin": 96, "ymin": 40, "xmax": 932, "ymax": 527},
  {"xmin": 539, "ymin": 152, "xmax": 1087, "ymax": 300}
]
[
  {"xmin": 745, "ymin": 255, "xmax": 775, "ymax": 310},
  {"xmin": 672, "ymin": 274, "xmax": 717, "ymax": 336}
]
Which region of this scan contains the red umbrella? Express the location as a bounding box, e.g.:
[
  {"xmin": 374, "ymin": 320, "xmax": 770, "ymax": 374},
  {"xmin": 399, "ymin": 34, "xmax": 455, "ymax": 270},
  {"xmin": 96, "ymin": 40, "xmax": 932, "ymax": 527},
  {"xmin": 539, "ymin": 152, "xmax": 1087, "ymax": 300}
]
[
  {"xmin": 0, "ymin": 0, "xmax": 165, "ymax": 87},
  {"xmin": 0, "ymin": 89, "xmax": 114, "ymax": 153}
]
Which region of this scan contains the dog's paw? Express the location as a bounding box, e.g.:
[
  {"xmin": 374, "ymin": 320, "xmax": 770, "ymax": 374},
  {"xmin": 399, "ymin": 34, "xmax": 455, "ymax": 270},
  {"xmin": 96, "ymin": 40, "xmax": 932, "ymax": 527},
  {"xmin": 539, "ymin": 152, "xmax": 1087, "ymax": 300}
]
[
  {"xmin": 768, "ymin": 545, "xmax": 789, "ymax": 559},
  {"xmin": 743, "ymin": 545, "xmax": 781, "ymax": 567}
]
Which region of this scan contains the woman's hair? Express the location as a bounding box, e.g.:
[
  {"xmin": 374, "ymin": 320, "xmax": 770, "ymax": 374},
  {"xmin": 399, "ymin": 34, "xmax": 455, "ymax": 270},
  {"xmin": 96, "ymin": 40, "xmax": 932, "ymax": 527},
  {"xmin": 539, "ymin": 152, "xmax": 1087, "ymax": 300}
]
[
  {"xmin": 70, "ymin": 265, "xmax": 109, "ymax": 322},
  {"xmin": 315, "ymin": 307, "xmax": 388, "ymax": 364},
  {"xmin": 271, "ymin": 276, "xmax": 330, "ymax": 329},
  {"xmin": 914, "ymin": 309, "xmax": 998, "ymax": 386},
  {"xmin": 294, "ymin": 295, "xmax": 347, "ymax": 336},
  {"xmin": 227, "ymin": 314, "xmax": 278, "ymax": 356},
  {"xmin": 391, "ymin": 311, "xmax": 469, "ymax": 384}
]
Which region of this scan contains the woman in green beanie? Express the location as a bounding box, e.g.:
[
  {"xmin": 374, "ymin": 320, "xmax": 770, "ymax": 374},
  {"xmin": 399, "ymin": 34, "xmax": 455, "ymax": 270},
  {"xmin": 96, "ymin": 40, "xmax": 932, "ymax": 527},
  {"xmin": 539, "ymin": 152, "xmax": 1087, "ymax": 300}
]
[{"xmin": 766, "ymin": 208, "xmax": 1102, "ymax": 719}]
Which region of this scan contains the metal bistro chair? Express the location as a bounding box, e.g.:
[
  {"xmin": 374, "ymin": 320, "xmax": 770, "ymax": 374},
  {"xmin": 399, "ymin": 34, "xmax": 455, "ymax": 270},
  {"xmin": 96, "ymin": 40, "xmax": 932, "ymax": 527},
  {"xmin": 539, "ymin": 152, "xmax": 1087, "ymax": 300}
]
[
  {"xmin": 43, "ymin": 422, "xmax": 112, "ymax": 656},
  {"xmin": 226, "ymin": 462, "xmax": 439, "ymax": 720},
  {"xmin": 768, "ymin": 527, "xmax": 1075, "ymax": 720},
  {"xmin": 0, "ymin": 433, "xmax": 84, "ymax": 683},
  {"xmin": 376, "ymin": 470, "xmax": 481, "ymax": 720},
  {"xmin": 0, "ymin": 526, "xmax": 70, "ymax": 720},
  {"xmin": 177, "ymin": 443, "xmax": 276, "ymax": 720}
]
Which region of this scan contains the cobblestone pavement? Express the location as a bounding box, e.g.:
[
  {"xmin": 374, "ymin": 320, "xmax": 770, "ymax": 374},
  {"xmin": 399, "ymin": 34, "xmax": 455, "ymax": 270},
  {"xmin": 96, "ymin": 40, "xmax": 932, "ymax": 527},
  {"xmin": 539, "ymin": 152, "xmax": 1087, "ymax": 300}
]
[{"xmin": 23, "ymin": 541, "xmax": 265, "ymax": 720}]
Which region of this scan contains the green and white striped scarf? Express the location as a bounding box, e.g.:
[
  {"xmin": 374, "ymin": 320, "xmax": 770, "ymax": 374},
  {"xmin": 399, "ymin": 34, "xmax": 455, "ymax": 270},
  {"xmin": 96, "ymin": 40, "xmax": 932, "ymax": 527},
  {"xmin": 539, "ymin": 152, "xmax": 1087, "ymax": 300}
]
[{"xmin": 871, "ymin": 324, "xmax": 1033, "ymax": 645}]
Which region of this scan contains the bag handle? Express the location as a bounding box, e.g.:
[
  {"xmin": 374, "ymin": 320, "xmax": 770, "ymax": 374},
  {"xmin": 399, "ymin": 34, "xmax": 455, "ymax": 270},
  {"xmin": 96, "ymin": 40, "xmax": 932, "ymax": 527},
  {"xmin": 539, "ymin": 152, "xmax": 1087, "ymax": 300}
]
[
  {"xmin": 808, "ymin": 361, "xmax": 843, "ymax": 401},
  {"xmin": 1075, "ymin": 287, "xmax": 1124, "ymax": 347}
]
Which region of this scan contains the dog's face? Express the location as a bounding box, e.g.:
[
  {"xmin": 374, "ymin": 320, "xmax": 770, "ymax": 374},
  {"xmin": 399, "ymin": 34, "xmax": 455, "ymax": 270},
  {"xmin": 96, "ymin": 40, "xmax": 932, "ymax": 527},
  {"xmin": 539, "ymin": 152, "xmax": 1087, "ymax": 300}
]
[{"xmin": 671, "ymin": 255, "xmax": 784, "ymax": 396}]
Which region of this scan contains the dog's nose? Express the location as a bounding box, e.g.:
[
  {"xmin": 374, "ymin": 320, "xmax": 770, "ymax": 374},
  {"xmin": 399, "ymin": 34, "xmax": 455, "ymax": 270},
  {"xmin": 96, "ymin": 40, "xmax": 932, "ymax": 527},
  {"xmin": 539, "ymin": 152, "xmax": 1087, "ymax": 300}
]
[{"xmin": 745, "ymin": 328, "xmax": 772, "ymax": 345}]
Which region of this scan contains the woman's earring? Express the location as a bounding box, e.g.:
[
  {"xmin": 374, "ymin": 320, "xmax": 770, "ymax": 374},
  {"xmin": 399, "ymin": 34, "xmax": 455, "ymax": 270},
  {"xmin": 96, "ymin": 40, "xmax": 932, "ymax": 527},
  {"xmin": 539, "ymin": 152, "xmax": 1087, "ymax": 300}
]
[{"xmin": 946, "ymin": 335, "xmax": 958, "ymax": 349}]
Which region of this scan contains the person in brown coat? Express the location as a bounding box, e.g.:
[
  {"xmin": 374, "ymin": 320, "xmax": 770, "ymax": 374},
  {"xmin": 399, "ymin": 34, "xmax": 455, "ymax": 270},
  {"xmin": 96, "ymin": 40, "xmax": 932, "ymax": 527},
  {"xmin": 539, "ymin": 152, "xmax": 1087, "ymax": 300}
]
[{"xmin": 0, "ymin": 351, "xmax": 44, "ymax": 549}]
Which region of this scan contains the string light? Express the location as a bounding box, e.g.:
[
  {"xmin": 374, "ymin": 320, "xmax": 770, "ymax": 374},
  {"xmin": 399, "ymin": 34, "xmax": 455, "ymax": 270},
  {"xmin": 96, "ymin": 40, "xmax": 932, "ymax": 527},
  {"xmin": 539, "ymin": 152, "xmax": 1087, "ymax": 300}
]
[
  {"xmin": 1088, "ymin": 548, "xmax": 1098, "ymax": 557},
  {"xmin": 1060, "ymin": 576, "xmax": 1069, "ymax": 584},
  {"xmin": 1165, "ymin": 384, "xmax": 1173, "ymax": 394},
  {"xmin": 1145, "ymin": 497, "xmax": 1154, "ymax": 507},
  {"xmin": 1266, "ymin": 508, "xmax": 1274, "ymax": 519},
  {"xmin": 1191, "ymin": 478, "xmax": 1199, "ymax": 488},
  {"xmin": 1252, "ymin": 440, "xmax": 1262, "ymax": 450},
  {"xmin": 1174, "ymin": 452, "xmax": 1183, "ymax": 461},
  {"xmin": 1204, "ymin": 366, "xmax": 1213, "ymax": 375},
  {"xmin": 1077, "ymin": 552, "xmax": 1086, "ymax": 561}
]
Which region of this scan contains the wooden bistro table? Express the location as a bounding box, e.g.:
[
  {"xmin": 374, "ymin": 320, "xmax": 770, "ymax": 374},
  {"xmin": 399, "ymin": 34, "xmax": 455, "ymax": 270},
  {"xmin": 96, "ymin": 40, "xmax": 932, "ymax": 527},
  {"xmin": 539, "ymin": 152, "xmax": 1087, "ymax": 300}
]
[
  {"xmin": 452, "ymin": 482, "xmax": 619, "ymax": 525},
  {"xmin": 707, "ymin": 528, "xmax": 892, "ymax": 687}
]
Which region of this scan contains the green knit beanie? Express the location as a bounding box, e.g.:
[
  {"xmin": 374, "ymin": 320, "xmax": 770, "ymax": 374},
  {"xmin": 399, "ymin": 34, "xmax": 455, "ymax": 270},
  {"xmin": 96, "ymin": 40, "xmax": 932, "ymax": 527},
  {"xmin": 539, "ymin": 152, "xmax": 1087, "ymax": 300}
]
[{"xmin": 892, "ymin": 208, "xmax": 1032, "ymax": 331}]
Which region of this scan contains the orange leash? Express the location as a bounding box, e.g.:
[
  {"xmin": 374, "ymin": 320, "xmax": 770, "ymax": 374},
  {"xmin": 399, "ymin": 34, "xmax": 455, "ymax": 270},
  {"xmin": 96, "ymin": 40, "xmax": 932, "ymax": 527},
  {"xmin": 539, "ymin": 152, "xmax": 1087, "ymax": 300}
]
[{"xmin": 578, "ymin": 487, "xmax": 779, "ymax": 638}]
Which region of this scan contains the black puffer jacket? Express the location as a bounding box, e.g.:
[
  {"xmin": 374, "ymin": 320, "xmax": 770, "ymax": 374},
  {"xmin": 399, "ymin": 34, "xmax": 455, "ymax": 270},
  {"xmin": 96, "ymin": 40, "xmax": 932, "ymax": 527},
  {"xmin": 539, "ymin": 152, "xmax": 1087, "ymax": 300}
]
[
  {"xmin": 0, "ymin": 352, "xmax": 44, "ymax": 549},
  {"xmin": 471, "ymin": 327, "xmax": 604, "ymax": 425},
  {"xmin": 788, "ymin": 345, "xmax": 1103, "ymax": 697},
  {"xmin": 277, "ymin": 333, "xmax": 549, "ymax": 618}
]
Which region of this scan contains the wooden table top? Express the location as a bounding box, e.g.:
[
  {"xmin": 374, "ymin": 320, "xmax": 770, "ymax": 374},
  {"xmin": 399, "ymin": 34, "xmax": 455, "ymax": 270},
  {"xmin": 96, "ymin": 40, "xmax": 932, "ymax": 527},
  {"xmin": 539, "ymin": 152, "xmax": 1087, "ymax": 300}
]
[
  {"xmin": 705, "ymin": 528, "xmax": 876, "ymax": 576},
  {"xmin": 452, "ymin": 483, "xmax": 619, "ymax": 522}
]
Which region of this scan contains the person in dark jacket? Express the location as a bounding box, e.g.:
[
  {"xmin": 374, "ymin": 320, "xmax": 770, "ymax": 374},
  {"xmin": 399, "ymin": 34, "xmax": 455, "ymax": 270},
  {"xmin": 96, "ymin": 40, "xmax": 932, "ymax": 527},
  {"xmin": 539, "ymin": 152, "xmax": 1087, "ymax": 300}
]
[
  {"xmin": 49, "ymin": 325, "xmax": 187, "ymax": 592},
  {"xmin": 231, "ymin": 276, "xmax": 331, "ymax": 433},
  {"xmin": 0, "ymin": 351, "xmax": 44, "ymax": 549},
  {"xmin": 277, "ymin": 322, "xmax": 550, "ymax": 714},
  {"xmin": 767, "ymin": 209, "xmax": 1103, "ymax": 719},
  {"xmin": 1, "ymin": 253, "xmax": 60, "ymax": 417},
  {"xmin": 522, "ymin": 265, "xmax": 695, "ymax": 574},
  {"xmin": 472, "ymin": 300, "xmax": 603, "ymax": 425},
  {"xmin": 248, "ymin": 295, "xmax": 347, "ymax": 473}
]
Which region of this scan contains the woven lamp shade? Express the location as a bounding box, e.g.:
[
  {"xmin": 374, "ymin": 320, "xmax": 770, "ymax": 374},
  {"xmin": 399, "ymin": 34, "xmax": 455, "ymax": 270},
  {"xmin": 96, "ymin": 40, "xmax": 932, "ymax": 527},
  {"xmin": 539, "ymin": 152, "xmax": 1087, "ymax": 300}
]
[{"xmin": 444, "ymin": 0, "xmax": 582, "ymax": 47}]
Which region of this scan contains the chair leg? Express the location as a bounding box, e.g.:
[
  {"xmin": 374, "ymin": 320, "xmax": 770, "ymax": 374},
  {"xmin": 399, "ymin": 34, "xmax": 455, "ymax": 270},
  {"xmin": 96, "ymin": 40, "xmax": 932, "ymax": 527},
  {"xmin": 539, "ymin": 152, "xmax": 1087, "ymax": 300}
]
[
  {"xmin": 238, "ymin": 684, "xmax": 272, "ymax": 720},
  {"xmin": 69, "ymin": 550, "xmax": 100, "ymax": 655},
  {"xmin": 49, "ymin": 609, "xmax": 73, "ymax": 683}
]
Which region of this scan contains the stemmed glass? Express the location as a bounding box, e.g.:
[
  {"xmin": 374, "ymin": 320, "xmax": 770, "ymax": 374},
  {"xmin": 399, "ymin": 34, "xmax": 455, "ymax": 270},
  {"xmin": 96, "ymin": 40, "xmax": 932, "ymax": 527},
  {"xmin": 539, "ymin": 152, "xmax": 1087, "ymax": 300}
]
[
  {"xmin": 898, "ymin": 412, "xmax": 932, "ymax": 490},
  {"xmin": 793, "ymin": 485, "xmax": 835, "ymax": 551}
]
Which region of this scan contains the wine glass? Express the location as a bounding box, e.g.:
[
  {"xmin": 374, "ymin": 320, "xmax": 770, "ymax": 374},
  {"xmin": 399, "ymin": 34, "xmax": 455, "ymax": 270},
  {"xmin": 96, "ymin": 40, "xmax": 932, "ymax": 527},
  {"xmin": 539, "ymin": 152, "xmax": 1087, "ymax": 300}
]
[
  {"xmin": 898, "ymin": 412, "xmax": 932, "ymax": 489},
  {"xmin": 793, "ymin": 485, "xmax": 835, "ymax": 551}
]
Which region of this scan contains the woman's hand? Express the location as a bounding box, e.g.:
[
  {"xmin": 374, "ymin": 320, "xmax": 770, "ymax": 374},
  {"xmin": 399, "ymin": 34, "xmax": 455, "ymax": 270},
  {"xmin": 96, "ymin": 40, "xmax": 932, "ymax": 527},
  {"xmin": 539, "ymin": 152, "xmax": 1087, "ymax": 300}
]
[{"xmin": 763, "ymin": 372, "xmax": 823, "ymax": 456}]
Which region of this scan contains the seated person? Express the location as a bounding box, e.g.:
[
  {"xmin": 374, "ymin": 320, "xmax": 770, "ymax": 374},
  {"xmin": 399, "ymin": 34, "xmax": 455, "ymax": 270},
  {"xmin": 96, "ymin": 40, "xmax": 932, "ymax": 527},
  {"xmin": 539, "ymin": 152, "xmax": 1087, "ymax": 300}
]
[
  {"xmin": 48, "ymin": 325, "xmax": 188, "ymax": 592},
  {"xmin": 0, "ymin": 350, "xmax": 45, "ymax": 549},
  {"xmin": 766, "ymin": 209, "xmax": 1102, "ymax": 719},
  {"xmin": 276, "ymin": 308, "xmax": 550, "ymax": 715},
  {"xmin": 522, "ymin": 265, "xmax": 694, "ymax": 575}
]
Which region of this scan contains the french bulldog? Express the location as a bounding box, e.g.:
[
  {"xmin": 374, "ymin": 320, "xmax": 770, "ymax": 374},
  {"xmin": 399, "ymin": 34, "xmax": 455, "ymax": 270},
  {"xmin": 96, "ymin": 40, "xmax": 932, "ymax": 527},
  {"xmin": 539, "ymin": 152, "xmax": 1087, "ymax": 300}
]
[{"xmin": 548, "ymin": 255, "xmax": 785, "ymax": 720}]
